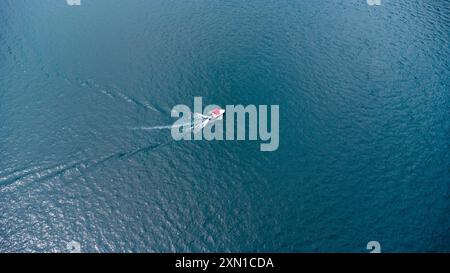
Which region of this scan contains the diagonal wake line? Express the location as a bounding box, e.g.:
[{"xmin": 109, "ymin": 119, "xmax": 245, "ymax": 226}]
[
  {"xmin": 128, "ymin": 122, "xmax": 192, "ymax": 131},
  {"xmin": 0, "ymin": 141, "xmax": 172, "ymax": 192},
  {"xmin": 129, "ymin": 113, "xmax": 211, "ymax": 132}
]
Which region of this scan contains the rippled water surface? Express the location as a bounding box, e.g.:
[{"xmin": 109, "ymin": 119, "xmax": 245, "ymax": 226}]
[{"xmin": 0, "ymin": 0, "xmax": 449, "ymax": 252}]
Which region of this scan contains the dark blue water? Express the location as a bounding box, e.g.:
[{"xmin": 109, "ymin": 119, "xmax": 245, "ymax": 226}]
[{"xmin": 0, "ymin": 0, "xmax": 449, "ymax": 252}]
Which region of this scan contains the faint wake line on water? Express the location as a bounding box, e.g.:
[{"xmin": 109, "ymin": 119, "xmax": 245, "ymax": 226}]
[
  {"xmin": 26, "ymin": 60, "xmax": 161, "ymax": 113},
  {"xmin": 83, "ymin": 80, "xmax": 159, "ymax": 112},
  {"xmin": 0, "ymin": 141, "xmax": 173, "ymax": 192},
  {"xmin": 0, "ymin": 162, "xmax": 72, "ymax": 186},
  {"xmin": 0, "ymin": 160, "xmax": 89, "ymax": 191},
  {"xmin": 59, "ymin": 74, "xmax": 160, "ymax": 112}
]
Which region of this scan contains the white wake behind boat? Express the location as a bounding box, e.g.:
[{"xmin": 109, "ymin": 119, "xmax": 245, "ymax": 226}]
[{"xmin": 192, "ymin": 107, "xmax": 225, "ymax": 132}]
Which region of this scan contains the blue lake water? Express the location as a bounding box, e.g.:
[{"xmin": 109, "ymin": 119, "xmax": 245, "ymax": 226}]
[{"xmin": 0, "ymin": 0, "xmax": 449, "ymax": 252}]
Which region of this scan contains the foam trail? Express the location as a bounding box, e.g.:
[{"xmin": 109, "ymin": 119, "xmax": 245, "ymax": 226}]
[
  {"xmin": 130, "ymin": 112, "xmax": 211, "ymax": 131},
  {"xmin": 129, "ymin": 122, "xmax": 192, "ymax": 131}
]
